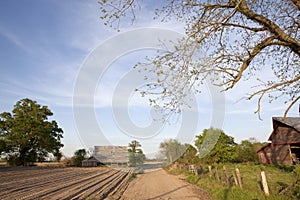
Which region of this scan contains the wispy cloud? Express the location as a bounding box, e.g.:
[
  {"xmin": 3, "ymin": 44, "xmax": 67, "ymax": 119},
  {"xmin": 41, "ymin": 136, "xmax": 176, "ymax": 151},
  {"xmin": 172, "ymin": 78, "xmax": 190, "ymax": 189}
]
[{"xmin": 0, "ymin": 24, "xmax": 28, "ymax": 52}]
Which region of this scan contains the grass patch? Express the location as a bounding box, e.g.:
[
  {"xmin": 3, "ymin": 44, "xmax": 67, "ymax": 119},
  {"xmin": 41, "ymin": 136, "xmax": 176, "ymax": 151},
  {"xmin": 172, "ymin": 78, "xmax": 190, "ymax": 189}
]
[{"xmin": 168, "ymin": 163, "xmax": 299, "ymax": 200}]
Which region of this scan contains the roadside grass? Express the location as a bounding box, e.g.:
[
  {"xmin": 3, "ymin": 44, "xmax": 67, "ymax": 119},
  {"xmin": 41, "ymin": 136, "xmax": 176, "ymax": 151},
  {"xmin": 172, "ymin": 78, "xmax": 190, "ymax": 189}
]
[{"xmin": 168, "ymin": 163, "xmax": 299, "ymax": 200}]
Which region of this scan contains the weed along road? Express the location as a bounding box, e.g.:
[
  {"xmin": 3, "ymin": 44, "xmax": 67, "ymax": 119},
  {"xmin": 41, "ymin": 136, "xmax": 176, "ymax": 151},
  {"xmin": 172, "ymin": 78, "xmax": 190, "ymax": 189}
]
[{"xmin": 121, "ymin": 169, "xmax": 211, "ymax": 200}]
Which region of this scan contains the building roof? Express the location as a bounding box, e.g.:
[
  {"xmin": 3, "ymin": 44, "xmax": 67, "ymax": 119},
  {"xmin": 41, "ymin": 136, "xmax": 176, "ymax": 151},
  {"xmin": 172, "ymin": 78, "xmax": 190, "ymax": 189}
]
[
  {"xmin": 268, "ymin": 117, "xmax": 300, "ymax": 141},
  {"xmin": 93, "ymin": 146, "xmax": 128, "ymax": 164},
  {"xmin": 82, "ymin": 156, "xmax": 100, "ymax": 162},
  {"xmin": 273, "ymin": 117, "xmax": 300, "ymax": 132}
]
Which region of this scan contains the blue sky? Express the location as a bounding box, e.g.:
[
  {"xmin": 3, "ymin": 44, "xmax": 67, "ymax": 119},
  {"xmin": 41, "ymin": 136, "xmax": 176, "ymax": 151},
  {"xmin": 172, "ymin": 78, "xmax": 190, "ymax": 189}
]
[{"xmin": 0, "ymin": 0, "xmax": 298, "ymax": 158}]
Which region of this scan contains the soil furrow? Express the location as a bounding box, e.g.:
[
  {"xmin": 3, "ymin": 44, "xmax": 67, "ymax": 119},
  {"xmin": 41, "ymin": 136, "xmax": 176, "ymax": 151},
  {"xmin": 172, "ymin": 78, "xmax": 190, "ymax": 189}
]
[
  {"xmin": 93, "ymin": 170, "xmax": 129, "ymax": 200},
  {"xmin": 0, "ymin": 170, "xmax": 100, "ymax": 198},
  {"xmin": 51, "ymin": 170, "xmax": 119, "ymax": 199},
  {"xmin": 21, "ymin": 170, "xmax": 111, "ymax": 200},
  {"xmin": 0, "ymin": 167, "xmax": 135, "ymax": 200}
]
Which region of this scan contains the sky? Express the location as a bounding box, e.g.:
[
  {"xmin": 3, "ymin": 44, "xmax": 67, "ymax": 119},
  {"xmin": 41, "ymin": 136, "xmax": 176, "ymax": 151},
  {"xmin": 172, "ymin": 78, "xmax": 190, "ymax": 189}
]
[{"xmin": 0, "ymin": 0, "xmax": 299, "ymax": 158}]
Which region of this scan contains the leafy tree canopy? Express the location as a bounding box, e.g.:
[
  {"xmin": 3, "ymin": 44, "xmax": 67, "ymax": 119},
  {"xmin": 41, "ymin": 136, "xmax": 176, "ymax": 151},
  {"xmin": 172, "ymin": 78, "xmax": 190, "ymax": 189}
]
[
  {"xmin": 72, "ymin": 148, "xmax": 88, "ymax": 167},
  {"xmin": 177, "ymin": 143, "xmax": 199, "ymax": 164},
  {"xmin": 0, "ymin": 98, "xmax": 63, "ymax": 166},
  {"xmin": 128, "ymin": 140, "xmax": 145, "ymax": 167},
  {"xmin": 100, "ymin": 0, "xmax": 300, "ymax": 119},
  {"xmin": 235, "ymin": 137, "xmax": 267, "ymax": 163},
  {"xmin": 128, "ymin": 140, "xmax": 142, "ymax": 154},
  {"xmin": 195, "ymin": 128, "xmax": 237, "ymax": 164},
  {"xmin": 159, "ymin": 139, "xmax": 187, "ymax": 163}
]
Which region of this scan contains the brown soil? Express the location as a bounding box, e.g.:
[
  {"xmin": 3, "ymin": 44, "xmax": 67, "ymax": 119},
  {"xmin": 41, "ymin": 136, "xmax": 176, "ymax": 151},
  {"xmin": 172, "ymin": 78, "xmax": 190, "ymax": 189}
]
[
  {"xmin": 0, "ymin": 165, "xmax": 211, "ymax": 200},
  {"xmin": 0, "ymin": 167, "xmax": 132, "ymax": 199},
  {"xmin": 121, "ymin": 169, "xmax": 211, "ymax": 200}
]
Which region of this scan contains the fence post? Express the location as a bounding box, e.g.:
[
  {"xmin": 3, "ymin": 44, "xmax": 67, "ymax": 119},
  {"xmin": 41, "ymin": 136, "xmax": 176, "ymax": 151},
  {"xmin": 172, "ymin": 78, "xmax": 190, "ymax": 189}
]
[
  {"xmin": 194, "ymin": 165, "xmax": 198, "ymax": 175},
  {"xmin": 235, "ymin": 168, "xmax": 243, "ymax": 189},
  {"xmin": 189, "ymin": 164, "xmax": 195, "ymax": 174},
  {"xmin": 223, "ymin": 165, "xmax": 229, "ymax": 185},
  {"xmin": 208, "ymin": 166, "xmax": 212, "ymax": 178},
  {"xmin": 232, "ymin": 170, "xmax": 238, "ymax": 186},
  {"xmin": 215, "ymin": 167, "xmax": 220, "ymax": 182},
  {"xmin": 261, "ymin": 171, "xmax": 270, "ymax": 196}
]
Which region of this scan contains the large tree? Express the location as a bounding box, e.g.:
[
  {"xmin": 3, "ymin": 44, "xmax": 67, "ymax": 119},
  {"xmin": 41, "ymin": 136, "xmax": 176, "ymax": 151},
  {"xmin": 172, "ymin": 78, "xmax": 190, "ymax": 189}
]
[
  {"xmin": 195, "ymin": 128, "xmax": 237, "ymax": 164},
  {"xmin": 100, "ymin": 0, "xmax": 300, "ymax": 119},
  {"xmin": 72, "ymin": 149, "xmax": 87, "ymax": 167},
  {"xmin": 128, "ymin": 140, "xmax": 145, "ymax": 167},
  {"xmin": 235, "ymin": 137, "xmax": 266, "ymax": 163},
  {"xmin": 0, "ymin": 98, "xmax": 63, "ymax": 166},
  {"xmin": 159, "ymin": 139, "xmax": 187, "ymax": 163},
  {"xmin": 177, "ymin": 144, "xmax": 199, "ymax": 164}
]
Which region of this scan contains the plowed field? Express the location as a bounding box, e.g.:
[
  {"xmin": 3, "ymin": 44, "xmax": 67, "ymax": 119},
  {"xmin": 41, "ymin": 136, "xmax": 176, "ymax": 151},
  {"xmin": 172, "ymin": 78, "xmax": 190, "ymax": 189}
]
[{"xmin": 0, "ymin": 167, "xmax": 132, "ymax": 200}]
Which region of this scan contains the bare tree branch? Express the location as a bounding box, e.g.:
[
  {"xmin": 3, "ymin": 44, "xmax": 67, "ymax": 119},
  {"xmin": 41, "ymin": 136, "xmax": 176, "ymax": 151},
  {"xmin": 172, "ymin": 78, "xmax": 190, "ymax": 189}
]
[
  {"xmin": 290, "ymin": 0, "xmax": 300, "ymax": 10},
  {"xmin": 100, "ymin": 0, "xmax": 300, "ymax": 118},
  {"xmin": 284, "ymin": 96, "xmax": 300, "ymax": 119},
  {"xmin": 224, "ymin": 36, "xmax": 277, "ymax": 90},
  {"xmin": 237, "ymin": 0, "xmax": 300, "ymax": 56}
]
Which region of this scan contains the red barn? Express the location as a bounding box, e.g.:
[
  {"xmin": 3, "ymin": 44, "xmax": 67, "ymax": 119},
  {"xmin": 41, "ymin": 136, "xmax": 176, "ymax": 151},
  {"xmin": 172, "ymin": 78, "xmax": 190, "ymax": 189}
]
[{"xmin": 257, "ymin": 117, "xmax": 300, "ymax": 165}]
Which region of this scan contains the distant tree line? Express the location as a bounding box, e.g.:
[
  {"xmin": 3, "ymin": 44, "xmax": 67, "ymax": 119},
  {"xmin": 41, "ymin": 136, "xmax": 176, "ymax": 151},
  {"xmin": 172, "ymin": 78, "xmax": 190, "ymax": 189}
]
[{"xmin": 159, "ymin": 128, "xmax": 267, "ymax": 165}]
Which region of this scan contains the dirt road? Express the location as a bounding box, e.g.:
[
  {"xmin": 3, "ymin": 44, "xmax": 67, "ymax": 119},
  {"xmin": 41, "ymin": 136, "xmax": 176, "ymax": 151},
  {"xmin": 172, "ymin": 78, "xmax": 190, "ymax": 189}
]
[{"xmin": 121, "ymin": 169, "xmax": 211, "ymax": 200}]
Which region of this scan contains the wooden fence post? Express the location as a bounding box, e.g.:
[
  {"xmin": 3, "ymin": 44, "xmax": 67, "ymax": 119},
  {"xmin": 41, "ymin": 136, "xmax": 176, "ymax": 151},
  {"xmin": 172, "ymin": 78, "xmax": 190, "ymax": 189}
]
[
  {"xmin": 235, "ymin": 168, "xmax": 243, "ymax": 189},
  {"xmin": 189, "ymin": 165, "xmax": 195, "ymax": 174},
  {"xmin": 223, "ymin": 165, "xmax": 229, "ymax": 185},
  {"xmin": 208, "ymin": 166, "xmax": 212, "ymax": 178},
  {"xmin": 261, "ymin": 171, "xmax": 270, "ymax": 196},
  {"xmin": 215, "ymin": 167, "xmax": 220, "ymax": 182},
  {"xmin": 194, "ymin": 165, "xmax": 198, "ymax": 175},
  {"xmin": 232, "ymin": 170, "xmax": 238, "ymax": 186}
]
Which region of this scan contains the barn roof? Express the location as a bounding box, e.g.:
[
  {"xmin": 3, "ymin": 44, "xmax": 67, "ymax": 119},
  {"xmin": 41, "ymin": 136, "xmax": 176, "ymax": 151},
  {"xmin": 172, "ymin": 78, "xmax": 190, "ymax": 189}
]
[
  {"xmin": 82, "ymin": 156, "xmax": 99, "ymax": 162},
  {"xmin": 268, "ymin": 117, "xmax": 300, "ymax": 141},
  {"xmin": 93, "ymin": 146, "xmax": 128, "ymax": 164},
  {"xmin": 273, "ymin": 117, "xmax": 300, "ymax": 132}
]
